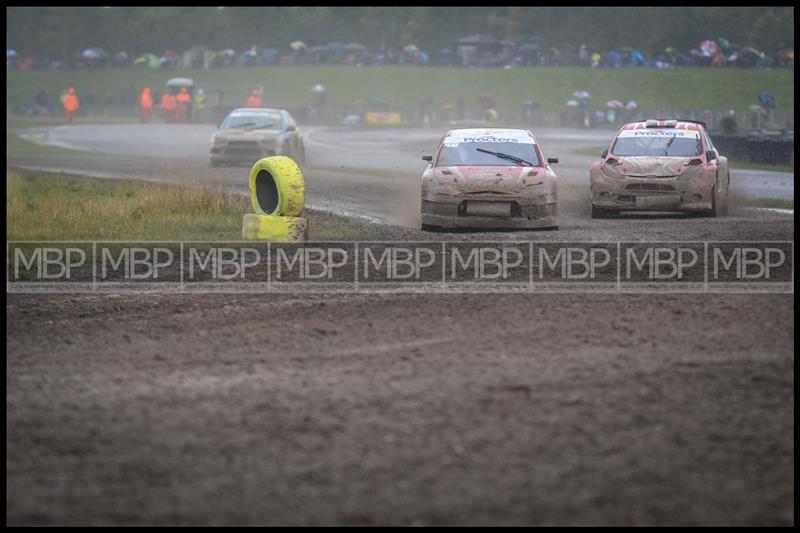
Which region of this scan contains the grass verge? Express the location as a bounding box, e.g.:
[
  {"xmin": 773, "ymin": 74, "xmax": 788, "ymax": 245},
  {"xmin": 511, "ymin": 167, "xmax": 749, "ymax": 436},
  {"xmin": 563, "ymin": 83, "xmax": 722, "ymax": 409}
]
[
  {"xmin": 6, "ymin": 168, "xmax": 390, "ymax": 241},
  {"xmin": 7, "ymin": 66, "xmax": 794, "ymax": 118},
  {"xmin": 747, "ymin": 198, "xmax": 794, "ymax": 209}
]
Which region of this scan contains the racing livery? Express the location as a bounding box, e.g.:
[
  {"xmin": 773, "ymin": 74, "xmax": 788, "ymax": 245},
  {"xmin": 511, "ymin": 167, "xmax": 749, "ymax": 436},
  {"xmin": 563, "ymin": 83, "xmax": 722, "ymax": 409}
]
[
  {"xmin": 420, "ymin": 128, "xmax": 559, "ymax": 230},
  {"xmin": 589, "ymin": 119, "xmax": 729, "ymax": 217},
  {"xmin": 210, "ymin": 107, "xmax": 305, "ymax": 167}
]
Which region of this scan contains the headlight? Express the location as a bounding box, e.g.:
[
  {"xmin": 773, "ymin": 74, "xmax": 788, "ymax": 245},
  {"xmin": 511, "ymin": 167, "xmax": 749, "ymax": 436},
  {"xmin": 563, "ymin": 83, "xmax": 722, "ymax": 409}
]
[
  {"xmin": 211, "ymin": 132, "xmax": 226, "ymax": 145},
  {"xmin": 600, "ymin": 163, "xmax": 621, "ymax": 178}
]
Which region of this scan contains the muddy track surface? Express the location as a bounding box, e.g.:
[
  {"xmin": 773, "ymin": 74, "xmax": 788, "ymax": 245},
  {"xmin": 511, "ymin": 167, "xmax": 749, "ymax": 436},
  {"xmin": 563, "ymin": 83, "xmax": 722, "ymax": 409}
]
[
  {"xmin": 6, "ymin": 291, "xmax": 794, "ymax": 526},
  {"xmin": 6, "ymin": 124, "xmax": 795, "ymax": 525}
]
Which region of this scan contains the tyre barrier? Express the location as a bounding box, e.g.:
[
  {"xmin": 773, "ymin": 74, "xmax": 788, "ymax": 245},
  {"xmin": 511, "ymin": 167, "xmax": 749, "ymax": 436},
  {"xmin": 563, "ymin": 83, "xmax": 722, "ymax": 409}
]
[
  {"xmin": 248, "ymin": 156, "xmax": 305, "ymax": 217},
  {"xmin": 242, "ymin": 156, "xmax": 307, "ymax": 242},
  {"xmin": 241, "ymin": 213, "xmax": 308, "ymax": 242}
]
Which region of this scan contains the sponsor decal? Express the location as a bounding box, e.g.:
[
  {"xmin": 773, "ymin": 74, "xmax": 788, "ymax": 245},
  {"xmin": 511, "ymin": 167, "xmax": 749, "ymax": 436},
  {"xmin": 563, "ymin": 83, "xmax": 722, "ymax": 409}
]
[{"xmin": 618, "ymin": 129, "xmax": 700, "ymax": 138}]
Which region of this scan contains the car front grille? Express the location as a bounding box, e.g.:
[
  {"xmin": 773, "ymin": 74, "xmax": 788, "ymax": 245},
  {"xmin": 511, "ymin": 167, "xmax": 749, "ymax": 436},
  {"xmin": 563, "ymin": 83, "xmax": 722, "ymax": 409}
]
[{"xmin": 625, "ymin": 183, "xmax": 677, "ymax": 192}]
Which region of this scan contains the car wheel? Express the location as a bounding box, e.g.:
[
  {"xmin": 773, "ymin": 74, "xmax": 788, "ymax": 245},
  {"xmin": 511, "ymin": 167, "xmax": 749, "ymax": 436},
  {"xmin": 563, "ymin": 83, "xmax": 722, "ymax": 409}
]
[
  {"xmin": 590, "ymin": 205, "xmax": 610, "ymax": 219},
  {"xmin": 707, "ymin": 179, "xmax": 724, "ymax": 217}
]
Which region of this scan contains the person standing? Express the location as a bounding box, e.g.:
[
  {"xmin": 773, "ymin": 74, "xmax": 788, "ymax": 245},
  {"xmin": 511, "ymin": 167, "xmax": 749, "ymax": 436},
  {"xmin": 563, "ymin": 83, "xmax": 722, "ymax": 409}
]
[
  {"xmin": 175, "ymin": 87, "xmax": 192, "ymax": 123},
  {"xmin": 63, "ymin": 87, "xmax": 80, "ymax": 123},
  {"xmin": 139, "ymin": 87, "xmax": 153, "ymax": 123},
  {"xmin": 161, "ymin": 91, "xmax": 177, "ymax": 123},
  {"xmin": 246, "ymin": 88, "xmax": 263, "ymax": 107},
  {"xmin": 194, "ymin": 88, "xmax": 207, "ymax": 122}
]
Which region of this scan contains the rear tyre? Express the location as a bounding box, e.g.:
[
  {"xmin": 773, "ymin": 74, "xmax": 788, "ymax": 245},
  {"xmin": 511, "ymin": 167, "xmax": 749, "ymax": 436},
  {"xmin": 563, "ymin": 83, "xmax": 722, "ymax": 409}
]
[
  {"xmin": 706, "ymin": 178, "xmax": 725, "ymax": 217},
  {"xmin": 591, "ymin": 205, "xmax": 612, "ymax": 219}
]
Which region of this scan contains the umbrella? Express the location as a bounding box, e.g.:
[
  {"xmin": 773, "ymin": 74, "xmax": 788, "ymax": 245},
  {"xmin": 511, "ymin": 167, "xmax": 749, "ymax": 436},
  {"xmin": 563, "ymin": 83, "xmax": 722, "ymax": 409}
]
[
  {"xmin": 573, "ymin": 90, "xmax": 591, "ymax": 99},
  {"xmin": 518, "ymin": 43, "xmax": 540, "ymax": 52},
  {"xmin": 700, "ymin": 40, "xmax": 719, "ymax": 56},
  {"xmin": 82, "ymin": 47, "xmax": 109, "ymax": 59},
  {"xmin": 717, "ymin": 37, "xmax": 732, "ymax": 49},
  {"xmin": 403, "ymin": 44, "xmax": 419, "ymax": 54},
  {"xmin": 243, "ymin": 49, "xmax": 258, "ymax": 59},
  {"xmin": 7, "ymin": 49, "xmax": 18, "ymax": 58},
  {"xmin": 221, "ymin": 49, "xmax": 236, "ymax": 57},
  {"xmin": 134, "ymin": 53, "xmax": 160, "ymax": 69},
  {"xmin": 566, "ymin": 100, "xmax": 579, "ymax": 108},
  {"xmin": 163, "ymin": 50, "xmax": 177, "ymax": 58},
  {"xmin": 326, "ymin": 42, "xmax": 345, "ymax": 53},
  {"xmin": 290, "ymin": 41, "xmax": 307, "ymax": 51},
  {"xmin": 606, "ymin": 100, "xmax": 624, "ymax": 108},
  {"xmin": 311, "ymin": 84, "xmax": 326, "ymax": 93},
  {"xmin": 455, "ymin": 34, "xmax": 501, "ymax": 46},
  {"xmin": 344, "ymin": 43, "xmax": 366, "ymax": 52}
]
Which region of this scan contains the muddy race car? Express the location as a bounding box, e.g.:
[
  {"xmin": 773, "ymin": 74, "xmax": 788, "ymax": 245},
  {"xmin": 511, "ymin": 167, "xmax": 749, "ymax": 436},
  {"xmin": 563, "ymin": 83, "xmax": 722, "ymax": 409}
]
[
  {"xmin": 209, "ymin": 107, "xmax": 305, "ymax": 167},
  {"xmin": 420, "ymin": 128, "xmax": 559, "ymax": 231},
  {"xmin": 589, "ymin": 119, "xmax": 729, "ymax": 218}
]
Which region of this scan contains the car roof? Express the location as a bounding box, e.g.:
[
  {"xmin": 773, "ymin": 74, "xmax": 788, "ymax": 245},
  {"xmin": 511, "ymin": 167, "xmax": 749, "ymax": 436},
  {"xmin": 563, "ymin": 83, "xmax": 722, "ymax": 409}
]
[
  {"xmin": 620, "ymin": 120, "xmax": 704, "ymax": 132},
  {"xmin": 228, "ymin": 107, "xmax": 285, "ymax": 115},
  {"xmin": 166, "ymin": 78, "xmax": 194, "ymax": 86},
  {"xmin": 443, "ymin": 128, "xmax": 536, "ymax": 142}
]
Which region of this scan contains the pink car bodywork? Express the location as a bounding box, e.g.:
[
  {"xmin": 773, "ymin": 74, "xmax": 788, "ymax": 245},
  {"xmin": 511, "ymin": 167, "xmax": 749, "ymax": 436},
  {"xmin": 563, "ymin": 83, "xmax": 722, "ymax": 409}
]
[
  {"xmin": 589, "ymin": 120, "xmax": 730, "ymax": 218},
  {"xmin": 420, "ymin": 128, "xmax": 559, "ymax": 230}
]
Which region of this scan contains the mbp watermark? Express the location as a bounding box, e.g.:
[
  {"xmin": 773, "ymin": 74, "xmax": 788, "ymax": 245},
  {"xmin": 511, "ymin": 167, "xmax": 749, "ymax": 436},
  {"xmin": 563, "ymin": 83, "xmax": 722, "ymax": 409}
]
[{"xmin": 6, "ymin": 240, "xmax": 793, "ymax": 293}]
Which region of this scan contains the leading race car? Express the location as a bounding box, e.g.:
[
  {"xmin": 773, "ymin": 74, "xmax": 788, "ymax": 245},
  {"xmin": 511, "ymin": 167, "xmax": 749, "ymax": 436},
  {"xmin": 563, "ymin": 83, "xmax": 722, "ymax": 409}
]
[
  {"xmin": 589, "ymin": 119, "xmax": 729, "ymax": 218},
  {"xmin": 209, "ymin": 107, "xmax": 305, "ymax": 167},
  {"xmin": 420, "ymin": 128, "xmax": 559, "ymax": 231}
]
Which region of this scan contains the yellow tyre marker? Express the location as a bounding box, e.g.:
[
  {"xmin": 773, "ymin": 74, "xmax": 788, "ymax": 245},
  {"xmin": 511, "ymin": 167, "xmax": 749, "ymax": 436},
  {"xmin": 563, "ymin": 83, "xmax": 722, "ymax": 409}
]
[
  {"xmin": 241, "ymin": 213, "xmax": 308, "ymax": 242},
  {"xmin": 248, "ymin": 156, "xmax": 305, "ymax": 218}
]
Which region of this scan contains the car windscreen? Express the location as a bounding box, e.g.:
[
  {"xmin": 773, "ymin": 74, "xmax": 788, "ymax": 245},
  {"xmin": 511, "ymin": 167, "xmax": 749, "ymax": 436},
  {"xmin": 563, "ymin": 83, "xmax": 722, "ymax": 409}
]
[
  {"xmin": 436, "ymin": 141, "xmax": 540, "ymax": 167},
  {"xmin": 221, "ymin": 112, "xmax": 282, "ymax": 130},
  {"xmin": 611, "ymin": 130, "xmax": 702, "ymax": 157}
]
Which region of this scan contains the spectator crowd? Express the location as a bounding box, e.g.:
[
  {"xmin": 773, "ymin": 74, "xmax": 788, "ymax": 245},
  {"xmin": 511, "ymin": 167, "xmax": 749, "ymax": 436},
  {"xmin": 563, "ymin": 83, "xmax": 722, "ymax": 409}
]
[{"xmin": 7, "ymin": 34, "xmax": 794, "ymax": 72}]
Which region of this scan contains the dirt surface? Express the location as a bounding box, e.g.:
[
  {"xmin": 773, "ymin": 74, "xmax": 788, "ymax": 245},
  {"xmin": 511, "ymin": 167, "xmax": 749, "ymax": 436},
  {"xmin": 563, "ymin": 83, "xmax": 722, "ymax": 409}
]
[
  {"xmin": 6, "ymin": 124, "xmax": 795, "ymax": 525},
  {"xmin": 6, "ymin": 291, "xmax": 794, "ymax": 526}
]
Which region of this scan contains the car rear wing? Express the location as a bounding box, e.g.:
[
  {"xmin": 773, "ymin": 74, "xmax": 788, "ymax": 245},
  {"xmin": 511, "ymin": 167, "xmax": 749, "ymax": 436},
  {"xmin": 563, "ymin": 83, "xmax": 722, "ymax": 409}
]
[{"xmin": 644, "ymin": 118, "xmax": 707, "ymax": 129}]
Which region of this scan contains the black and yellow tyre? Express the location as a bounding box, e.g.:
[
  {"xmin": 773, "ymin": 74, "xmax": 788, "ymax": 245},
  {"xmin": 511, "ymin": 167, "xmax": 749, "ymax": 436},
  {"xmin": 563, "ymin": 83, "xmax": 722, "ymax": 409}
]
[
  {"xmin": 242, "ymin": 213, "xmax": 308, "ymax": 242},
  {"xmin": 248, "ymin": 156, "xmax": 305, "ymax": 218}
]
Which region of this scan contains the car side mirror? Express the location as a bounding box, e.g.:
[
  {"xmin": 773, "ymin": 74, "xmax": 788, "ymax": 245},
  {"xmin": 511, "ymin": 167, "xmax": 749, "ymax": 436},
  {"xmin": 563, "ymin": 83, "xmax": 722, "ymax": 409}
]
[
  {"xmin": 601, "ymin": 149, "xmax": 608, "ymax": 158},
  {"xmin": 547, "ymin": 157, "xmax": 559, "ymax": 164},
  {"xmin": 422, "ymin": 155, "xmax": 433, "ymax": 162},
  {"xmin": 706, "ymin": 150, "xmax": 717, "ymax": 161},
  {"xmin": 287, "ymin": 124, "xmax": 296, "ymax": 132}
]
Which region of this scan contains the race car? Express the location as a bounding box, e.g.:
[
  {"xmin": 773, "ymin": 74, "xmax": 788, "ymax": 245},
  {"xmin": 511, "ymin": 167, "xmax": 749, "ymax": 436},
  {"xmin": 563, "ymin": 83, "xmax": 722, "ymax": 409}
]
[
  {"xmin": 209, "ymin": 107, "xmax": 305, "ymax": 167},
  {"xmin": 420, "ymin": 128, "xmax": 559, "ymax": 230},
  {"xmin": 589, "ymin": 119, "xmax": 729, "ymax": 218}
]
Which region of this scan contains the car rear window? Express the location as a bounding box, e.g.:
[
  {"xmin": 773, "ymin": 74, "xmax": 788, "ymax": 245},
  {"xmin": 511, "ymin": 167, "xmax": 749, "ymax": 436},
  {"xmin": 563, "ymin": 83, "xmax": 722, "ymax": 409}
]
[{"xmin": 436, "ymin": 141, "xmax": 540, "ymax": 167}]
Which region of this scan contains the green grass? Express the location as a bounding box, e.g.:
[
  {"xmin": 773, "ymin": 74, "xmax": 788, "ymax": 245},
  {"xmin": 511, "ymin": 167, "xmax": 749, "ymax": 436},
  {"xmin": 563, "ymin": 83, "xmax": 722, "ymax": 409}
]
[
  {"xmin": 6, "ymin": 168, "xmax": 385, "ymax": 241},
  {"xmin": 7, "ymin": 66, "xmax": 794, "ymax": 119},
  {"xmin": 747, "ymin": 198, "xmax": 794, "ymax": 209},
  {"xmin": 727, "ymin": 159, "xmax": 794, "ymax": 173}
]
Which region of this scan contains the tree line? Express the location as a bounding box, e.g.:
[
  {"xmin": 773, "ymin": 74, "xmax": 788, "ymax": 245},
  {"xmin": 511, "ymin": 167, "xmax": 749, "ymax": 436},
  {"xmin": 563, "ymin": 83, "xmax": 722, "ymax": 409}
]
[{"xmin": 7, "ymin": 6, "xmax": 795, "ymax": 60}]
